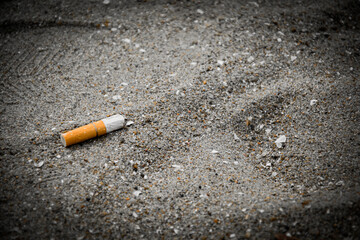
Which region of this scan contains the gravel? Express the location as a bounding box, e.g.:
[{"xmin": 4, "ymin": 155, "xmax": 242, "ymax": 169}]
[{"xmin": 0, "ymin": 0, "xmax": 359, "ymax": 239}]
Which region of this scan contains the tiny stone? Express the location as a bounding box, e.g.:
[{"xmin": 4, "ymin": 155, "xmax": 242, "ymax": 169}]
[
  {"xmin": 265, "ymin": 128, "xmax": 272, "ymax": 135},
  {"xmin": 247, "ymin": 56, "xmax": 255, "ymax": 63},
  {"xmin": 310, "ymin": 99, "xmax": 318, "ymax": 106},
  {"xmin": 249, "ymin": 2, "xmax": 259, "ymax": 7},
  {"xmin": 112, "ymin": 95, "xmax": 121, "ymax": 100},
  {"xmin": 133, "ymin": 190, "xmax": 142, "ymax": 197},
  {"xmin": 197, "ymin": 9, "xmax": 204, "ymax": 14},
  {"xmin": 217, "ymin": 60, "xmax": 225, "ymax": 66},
  {"xmin": 234, "ymin": 133, "xmax": 240, "ymax": 140},
  {"xmin": 336, "ymin": 180, "xmax": 344, "ymax": 186},
  {"xmin": 245, "ymin": 229, "xmax": 251, "ymax": 238},
  {"xmin": 172, "ymin": 165, "xmax": 182, "ymax": 171},
  {"xmin": 200, "ymin": 194, "xmax": 208, "ymax": 198}
]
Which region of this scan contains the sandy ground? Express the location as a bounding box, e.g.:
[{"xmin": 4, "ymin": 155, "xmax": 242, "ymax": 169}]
[{"xmin": 0, "ymin": 0, "xmax": 359, "ymax": 239}]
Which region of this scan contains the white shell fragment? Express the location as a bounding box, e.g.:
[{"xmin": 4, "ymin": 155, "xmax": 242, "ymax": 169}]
[
  {"xmin": 197, "ymin": 9, "xmax": 204, "ymax": 14},
  {"xmin": 34, "ymin": 161, "xmax": 44, "ymax": 168},
  {"xmin": 234, "ymin": 133, "xmax": 240, "ymax": 141},
  {"xmin": 133, "ymin": 190, "xmax": 142, "ymax": 197},
  {"xmin": 247, "ymin": 56, "xmax": 255, "ymax": 63},
  {"xmin": 310, "ymin": 99, "xmax": 318, "ymax": 106},
  {"xmin": 275, "ymin": 135, "xmax": 286, "ymax": 148},
  {"xmin": 112, "ymin": 95, "xmax": 121, "ymax": 100},
  {"xmin": 172, "ymin": 165, "xmax": 182, "ymax": 171},
  {"xmin": 249, "ymin": 2, "xmax": 259, "ymax": 7},
  {"xmin": 126, "ymin": 121, "xmax": 134, "ymax": 127},
  {"xmin": 265, "ymin": 128, "xmax": 272, "ymax": 135},
  {"xmin": 217, "ymin": 60, "xmax": 225, "ymax": 66},
  {"xmin": 211, "ymin": 150, "xmax": 219, "ymax": 154}
]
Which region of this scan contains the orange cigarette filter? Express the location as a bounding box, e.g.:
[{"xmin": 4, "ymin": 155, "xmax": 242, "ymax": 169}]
[{"xmin": 60, "ymin": 114, "xmax": 125, "ymax": 147}]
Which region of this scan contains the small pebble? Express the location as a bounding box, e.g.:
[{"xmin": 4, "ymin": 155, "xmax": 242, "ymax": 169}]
[
  {"xmin": 197, "ymin": 9, "xmax": 204, "ymax": 14},
  {"xmin": 112, "ymin": 95, "xmax": 121, "ymax": 100},
  {"xmin": 310, "ymin": 99, "xmax": 318, "ymax": 106},
  {"xmin": 234, "ymin": 133, "xmax": 240, "ymax": 140},
  {"xmin": 217, "ymin": 60, "xmax": 225, "ymax": 66},
  {"xmin": 133, "ymin": 190, "xmax": 142, "ymax": 197},
  {"xmin": 247, "ymin": 56, "xmax": 255, "ymax": 63},
  {"xmin": 249, "ymin": 2, "xmax": 259, "ymax": 7}
]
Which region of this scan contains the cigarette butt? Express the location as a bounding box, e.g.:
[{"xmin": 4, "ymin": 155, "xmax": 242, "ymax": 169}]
[{"xmin": 60, "ymin": 114, "xmax": 125, "ymax": 147}]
